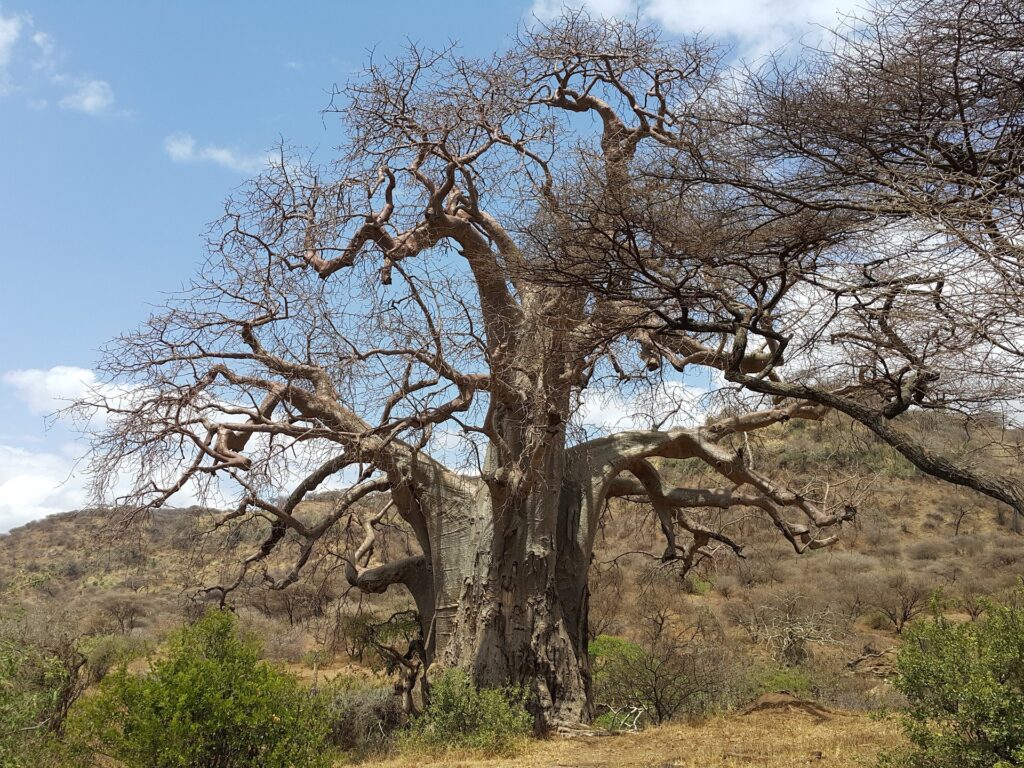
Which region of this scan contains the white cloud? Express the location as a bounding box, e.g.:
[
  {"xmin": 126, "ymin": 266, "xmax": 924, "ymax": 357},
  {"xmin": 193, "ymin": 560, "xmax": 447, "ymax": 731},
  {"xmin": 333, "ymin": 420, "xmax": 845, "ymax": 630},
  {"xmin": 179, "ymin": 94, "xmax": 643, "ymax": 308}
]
[
  {"xmin": 648, "ymin": 0, "xmax": 858, "ymax": 57},
  {"xmin": 0, "ymin": 10, "xmax": 21, "ymax": 68},
  {"xmin": 0, "ymin": 443, "xmax": 86, "ymax": 532},
  {"xmin": 58, "ymin": 78, "xmax": 113, "ymax": 114},
  {"xmin": 0, "ymin": 9, "xmax": 23, "ymax": 94},
  {"xmin": 3, "ymin": 365, "xmax": 101, "ymax": 415},
  {"xmin": 163, "ymin": 132, "xmax": 268, "ymax": 174},
  {"xmin": 0, "ymin": 430, "xmax": 220, "ymax": 532},
  {"xmin": 30, "ymin": 30, "xmax": 55, "ymax": 71},
  {"xmin": 531, "ymin": 0, "xmax": 633, "ymax": 17},
  {"xmin": 3, "ymin": 365, "xmax": 140, "ymax": 437},
  {"xmin": 0, "ymin": 367, "xmax": 99, "ymax": 530},
  {"xmin": 0, "ymin": 11, "xmax": 116, "ymax": 114},
  {"xmin": 531, "ymin": 0, "xmax": 862, "ymax": 59},
  {"xmin": 0, "ymin": 365, "xmax": 203, "ymax": 530},
  {"xmin": 578, "ymin": 379, "xmax": 709, "ymax": 435}
]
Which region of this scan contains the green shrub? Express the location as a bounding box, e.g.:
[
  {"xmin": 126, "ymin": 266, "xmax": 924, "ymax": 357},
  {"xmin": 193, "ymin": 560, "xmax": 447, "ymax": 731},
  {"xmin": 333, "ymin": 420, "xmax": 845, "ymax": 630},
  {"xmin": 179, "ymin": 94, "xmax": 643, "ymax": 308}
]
[
  {"xmin": 883, "ymin": 592, "xmax": 1024, "ymax": 768},
  {"xmin": 590, "ymin": 630, "xmax": 726, "ymax": 728},
  {"xmin": 589, "ymin": 634, "xmax": 644, "ymax": 664},
  {"xmin": 81, "ymin": 634, "xmax": 149, "ymax": 684},
  {"xmin": 0, "ymin": 637, "xmax": 73, "ymax": 767},
  {"xmin": 0, "ymin": 612, "xmax": 90, "ymax": 768},
  {"xmin": 302, "ymin": 647, "xmax": 330, "ymax": 669},
  {"xmin": 590, "ymin": 635, "xmax": 646, "ymax": 729},
  {"xmin": 683, "ymin": 574, "xmax": 712, "ymax": 595},
  {"xmin": 68, "ymin": 609, "xmax": 335, "ymax": 768},
  {"xmin": 401, "ymin": 668, "xmax": 531, "ymax": 755}
]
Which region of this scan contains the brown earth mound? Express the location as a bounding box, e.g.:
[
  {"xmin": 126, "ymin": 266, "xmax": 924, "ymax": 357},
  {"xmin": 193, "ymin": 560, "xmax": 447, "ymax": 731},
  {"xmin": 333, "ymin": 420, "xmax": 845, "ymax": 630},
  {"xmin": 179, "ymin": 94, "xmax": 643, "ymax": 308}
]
[{"xmin": 740, "ymin": 692, "xmax": 833, "ymax": 722}]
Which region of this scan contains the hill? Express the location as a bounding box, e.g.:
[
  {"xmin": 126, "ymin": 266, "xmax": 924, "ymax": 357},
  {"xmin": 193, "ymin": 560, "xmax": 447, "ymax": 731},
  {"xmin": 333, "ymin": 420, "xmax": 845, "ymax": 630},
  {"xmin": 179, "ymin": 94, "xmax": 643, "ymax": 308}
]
[{"xmin": 1, "ymin": 412, "xmax": 1022, "ymax": 722}]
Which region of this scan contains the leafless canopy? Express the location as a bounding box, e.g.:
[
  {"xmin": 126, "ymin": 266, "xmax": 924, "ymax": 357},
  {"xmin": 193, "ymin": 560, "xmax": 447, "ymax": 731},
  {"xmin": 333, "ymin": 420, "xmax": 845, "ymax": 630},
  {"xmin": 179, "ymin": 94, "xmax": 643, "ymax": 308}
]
[
  {"xmin": 78, "ymin": 0, "xmax": 1024, "ymax": 727},
  {"xmin": 537, "ymin": 0, "xmax": 1024, "ymax": 509}
]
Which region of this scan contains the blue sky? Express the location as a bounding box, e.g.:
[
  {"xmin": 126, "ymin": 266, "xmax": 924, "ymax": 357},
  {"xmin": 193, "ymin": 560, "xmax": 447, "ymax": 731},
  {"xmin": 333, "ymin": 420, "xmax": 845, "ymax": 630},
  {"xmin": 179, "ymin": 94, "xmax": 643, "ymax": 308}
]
[{"xmin": 0, "ymin": 0, "xmax": 860, "ymax": 530}]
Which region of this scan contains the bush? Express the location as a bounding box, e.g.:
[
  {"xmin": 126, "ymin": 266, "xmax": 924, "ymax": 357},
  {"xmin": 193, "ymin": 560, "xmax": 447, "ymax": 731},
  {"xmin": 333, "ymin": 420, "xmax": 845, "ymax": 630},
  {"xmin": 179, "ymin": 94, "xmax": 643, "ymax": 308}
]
[
  {"xmin": 68, "ymin": 610, "xmax": 335, "ymax": 768},
  {"xmin": 0, "ymin": 611, "xmax": 89, "ymax": 767},
  {"xmin": 590, "ymin": 634, "xmax": 648, "ymax": 729},
  {"xmin": 745, "ymin": 662, "xmax": 815, "ymax": 698},
  {"xmin": 908, "ymin": 539, "xmax": 952, "ymax": 561},
  {"xmin": 324, "ymin": 678, "xmax": 404, "ymax": 757},
  {"xmin": 873, "ymin": 574, "xmax": 933, "ymax": 634},
  {"xmin": 590, "ymin": 623, "xmax": 727, "ymax": 728},
  {"xmin": 883, "ymin": 592, "xmax": 1024, "ymax": 768},
  {"xmin": 682, "ymin": 574, "xmax": 712, "ymax": 595},
  {"xmin": 81, "ymin": 634, "xmax": 149, "ymax": 684},
  {"xmin": 727, "ymin": 590, "xmax": 842, "ymax": 664},
  {"xmin": 0, "ymin": 636, "xmax": 75, "ymax": 767},
  {"xmin": 401, "ymin": 668, "xmax": 531, "ymax": 755}
]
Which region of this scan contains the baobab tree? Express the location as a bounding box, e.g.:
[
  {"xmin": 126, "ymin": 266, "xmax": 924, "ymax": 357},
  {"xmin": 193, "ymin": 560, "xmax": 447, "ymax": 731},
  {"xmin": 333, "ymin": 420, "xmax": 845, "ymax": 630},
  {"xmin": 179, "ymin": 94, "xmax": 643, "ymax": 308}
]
[{"xmin": 83, "ymin": 0, "xmax": 1023, "ymax": 730}]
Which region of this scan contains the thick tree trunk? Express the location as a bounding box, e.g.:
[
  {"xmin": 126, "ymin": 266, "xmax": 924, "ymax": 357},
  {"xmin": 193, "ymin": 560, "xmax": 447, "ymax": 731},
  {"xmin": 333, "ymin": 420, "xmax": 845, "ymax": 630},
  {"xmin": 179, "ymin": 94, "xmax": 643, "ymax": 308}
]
[
  {"xmin": 380, "ymin": 425, "xmax": 719, "ymax": 728},
  {"xmin": 436, "ymin": 476, "xmax": 594, "ymax": 730},
  {"xmin": 405, "ymin": 430, "xmax": 602, "ymax": 730},
  {"xmin": 383, "ymin": 304, "xmax": 621, "ymax": 730}
]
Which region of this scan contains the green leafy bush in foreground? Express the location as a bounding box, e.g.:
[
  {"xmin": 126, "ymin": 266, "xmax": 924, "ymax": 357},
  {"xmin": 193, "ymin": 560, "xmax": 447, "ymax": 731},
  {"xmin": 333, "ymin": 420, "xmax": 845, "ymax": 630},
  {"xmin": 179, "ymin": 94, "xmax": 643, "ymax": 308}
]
[
  {"xmin": 0, "ymin": 634, "xmax": 74, "ymax": 767},
  {"xmin": 68, "ymin": 609, "xmax": 335, "ymax": 768},
  {"xmin": 883, "ymin": 592, "xmax": 1024, "ymax": 768},
  {"xmin": 401, "ymin": 668, "xmax": 532, "ymax": 755}
]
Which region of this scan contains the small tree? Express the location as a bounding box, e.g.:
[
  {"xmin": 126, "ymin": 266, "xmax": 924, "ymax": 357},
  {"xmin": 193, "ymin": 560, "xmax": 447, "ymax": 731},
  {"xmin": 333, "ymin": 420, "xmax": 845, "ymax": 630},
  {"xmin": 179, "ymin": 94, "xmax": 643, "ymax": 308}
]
[
  {"xmin": 728, "ymin": 591, "xmax": 841, "ymax": 664},
  {"xmin": 344, "ymin": 610, "xmax": 425, "ymax": 715},
  {"xmin": 874, "ymin": 574, "xmax": 932, "ymax": 634},
  {"xmin": 69, "ymin": 610, "xmax": 334, "ymax": 768},
  {"xmin": 886, "ymin": 593, "xmax": 1024, "ymax": 768},
  {"xmin": 96, "ymin": 592, "xmax": 146, "ymax": 635},
  {"xmin": 0, "ymin": 637, "xmax": 81, "ymax": 767},
  {"xmin": 957, "ymin": 579, "xmax": 994, "ymax": 622},
  {"xmin": 591, "ymin": 603, "xmax": 726, "ymax": 728}
]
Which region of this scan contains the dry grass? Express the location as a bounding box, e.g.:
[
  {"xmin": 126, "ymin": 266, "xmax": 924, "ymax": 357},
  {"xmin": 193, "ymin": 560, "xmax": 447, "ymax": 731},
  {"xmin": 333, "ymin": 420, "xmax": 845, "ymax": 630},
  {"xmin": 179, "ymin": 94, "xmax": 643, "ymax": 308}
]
[{"xmin": 356, "ymin": 709, "xmax": 902, "ymax": 768}]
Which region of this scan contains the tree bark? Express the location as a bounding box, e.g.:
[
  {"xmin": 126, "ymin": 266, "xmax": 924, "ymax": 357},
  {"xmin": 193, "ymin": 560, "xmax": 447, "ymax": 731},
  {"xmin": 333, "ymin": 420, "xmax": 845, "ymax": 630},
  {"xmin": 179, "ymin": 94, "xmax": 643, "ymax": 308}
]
[
  {"xmin": 435, "ymin": 475, "xmax": 595, "ymax": 730},
  {"xmin": 390, "ymin": 427, "xmax": 598, "ymax": 731}
]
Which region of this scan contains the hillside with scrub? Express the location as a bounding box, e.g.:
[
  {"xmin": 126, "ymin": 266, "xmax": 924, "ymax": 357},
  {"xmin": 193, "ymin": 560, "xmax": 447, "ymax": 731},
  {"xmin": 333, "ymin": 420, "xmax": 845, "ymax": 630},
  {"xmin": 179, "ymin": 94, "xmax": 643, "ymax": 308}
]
[
  {"xmin": 3, "ymin": 0, "xmax": 1024, "ymax": 763},
  {"xmin": 2, "ymin": 413, "xmax": 1022, "ymax": 765}
]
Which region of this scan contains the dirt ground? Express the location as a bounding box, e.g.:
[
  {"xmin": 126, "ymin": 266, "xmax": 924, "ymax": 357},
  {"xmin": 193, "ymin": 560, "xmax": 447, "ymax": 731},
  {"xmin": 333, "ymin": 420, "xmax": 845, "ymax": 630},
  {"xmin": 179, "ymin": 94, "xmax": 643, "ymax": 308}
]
[{"xmin": 359, "ymin": 709, "xmax": 902, "ymax": 768}]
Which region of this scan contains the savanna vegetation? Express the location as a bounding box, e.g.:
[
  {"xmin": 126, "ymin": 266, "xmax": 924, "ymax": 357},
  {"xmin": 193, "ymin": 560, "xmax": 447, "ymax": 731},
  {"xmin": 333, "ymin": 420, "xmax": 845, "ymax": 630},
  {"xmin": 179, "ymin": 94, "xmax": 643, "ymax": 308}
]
[
  {"xmin": 3, "ymin": 414, "xmax": 1023, "ymax": 765},
  {"xmin": 2, "ymin": 0, "xmax": 1023, "ymax": 764}
]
